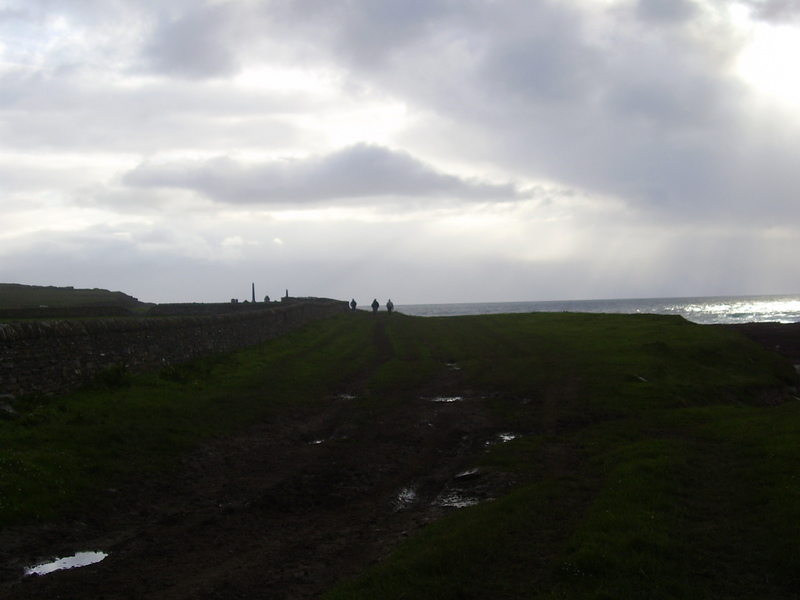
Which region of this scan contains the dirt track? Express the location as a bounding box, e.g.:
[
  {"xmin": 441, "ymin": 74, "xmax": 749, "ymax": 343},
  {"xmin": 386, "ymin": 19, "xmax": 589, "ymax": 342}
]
[
  {"xmin": 1, "ymin": 372, "xmax": 530, "ymax": 598},
  {"xmin": 2, "ymin": 321, "xmax": 797, "ymax": 599}
]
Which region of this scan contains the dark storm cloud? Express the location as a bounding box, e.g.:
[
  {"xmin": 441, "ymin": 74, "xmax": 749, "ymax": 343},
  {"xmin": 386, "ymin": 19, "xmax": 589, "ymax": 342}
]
[{"xmin": 123, "ymin": 144, "xmax": 525, "ymax": 204}]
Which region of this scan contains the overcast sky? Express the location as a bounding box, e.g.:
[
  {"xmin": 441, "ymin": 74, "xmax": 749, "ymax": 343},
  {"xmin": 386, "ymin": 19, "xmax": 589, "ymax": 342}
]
[{"xmin": 2, "ymin": 0, "xmax": 800, "ymax": 305}]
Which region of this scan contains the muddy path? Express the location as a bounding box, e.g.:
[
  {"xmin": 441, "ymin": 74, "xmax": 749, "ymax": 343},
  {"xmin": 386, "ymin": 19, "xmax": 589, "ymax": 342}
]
[{"xmin": 0, "ymin": 327, "xmax": 551, "ymax": 600}]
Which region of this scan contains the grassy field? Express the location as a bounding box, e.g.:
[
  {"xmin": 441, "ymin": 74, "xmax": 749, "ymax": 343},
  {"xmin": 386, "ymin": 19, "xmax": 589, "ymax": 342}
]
[{"xmin": 2, "ymin": 311, "xmax": 799, "ymax": 598}]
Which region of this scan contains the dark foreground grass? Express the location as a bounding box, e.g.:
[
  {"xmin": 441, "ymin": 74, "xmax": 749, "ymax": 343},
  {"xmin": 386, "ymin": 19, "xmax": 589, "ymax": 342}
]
[
  {"xmin": 326, "ymin": 313, "xmax": 800, "ymax": 599},
  {"xmin": 2, "ymin": 311, "xmax": 800, "ymax": 598},
  {"xmin": 0, "ymin": 313, "xmax": 376, "ymax": 525}
]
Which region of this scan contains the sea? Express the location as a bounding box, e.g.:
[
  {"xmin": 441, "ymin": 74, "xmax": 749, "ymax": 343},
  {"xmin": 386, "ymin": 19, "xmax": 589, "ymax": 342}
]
[{"xmin": 396, "ymin": 294, "xmax": 800, "ymax": 325}]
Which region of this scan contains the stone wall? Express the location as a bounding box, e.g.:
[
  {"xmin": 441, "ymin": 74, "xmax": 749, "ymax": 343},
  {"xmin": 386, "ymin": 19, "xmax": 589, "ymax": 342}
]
[
  {"xmin": 0, "ymin": 299, "xmax": 348, "ymax": 397},
  {"xmin": 147, "ymin": 302, "xmax": 273, "ymax": 317},
  {"xmin": 0, "ymin": 306, "xmax": 137, "ymax": 319}
]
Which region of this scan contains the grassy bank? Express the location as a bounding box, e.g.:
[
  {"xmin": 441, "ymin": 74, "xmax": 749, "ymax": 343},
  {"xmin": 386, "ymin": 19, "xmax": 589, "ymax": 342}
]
[{"xmin": 2, "ymin": 311, "xmax": 799, "ymax": 598}]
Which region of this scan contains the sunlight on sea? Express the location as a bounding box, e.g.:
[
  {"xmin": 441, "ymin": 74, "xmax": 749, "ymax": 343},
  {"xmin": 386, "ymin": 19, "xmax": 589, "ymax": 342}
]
[{"xmin": 397, "ymin": 295, "xmax": 800, "ymax": 325}]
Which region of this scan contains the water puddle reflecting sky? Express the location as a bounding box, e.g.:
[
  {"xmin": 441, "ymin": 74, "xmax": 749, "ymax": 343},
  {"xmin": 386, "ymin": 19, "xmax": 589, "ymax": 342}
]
[
  {"xmin": 433, "ymin": 491, "xmax": 480, "ymax": 508},
  {"xmin": 393, "ymin": 486, "xmax": 418, "ymax": 511},
  {"xmin": 25, "ymin": 551, "xmax": 108, "ymax": 576},
  {"xmin": 485, "ymin": 432, "xmax": 518, "ymax": 446}
]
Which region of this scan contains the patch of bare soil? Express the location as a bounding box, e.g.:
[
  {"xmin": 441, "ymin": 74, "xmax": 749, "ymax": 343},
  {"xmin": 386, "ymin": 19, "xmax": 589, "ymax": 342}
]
[{"xmin": 0, "ymin": 380, "xmax": 543, "ymax": 599}]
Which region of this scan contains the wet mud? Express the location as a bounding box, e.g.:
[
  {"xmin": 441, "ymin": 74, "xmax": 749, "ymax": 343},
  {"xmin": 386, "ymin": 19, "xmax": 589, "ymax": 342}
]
[{"xmin": 1, "ymin": 388, "xmax": 526, "ymax": 599}]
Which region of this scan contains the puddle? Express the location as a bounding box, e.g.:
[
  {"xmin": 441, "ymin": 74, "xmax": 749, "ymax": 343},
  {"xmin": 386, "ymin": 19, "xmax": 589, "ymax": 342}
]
[
  {"xmin": 429, "ymin": 396, "xmax": 464, "ymax": 403},
  {"xmin": 25, "ymin": 551, "xmax": 108, "ymax": 576},
  {"xmin": 433, "ymin": 491, "xmax": 480, "ymax": 508},
  {"xmin": 486, "ymin": 432, "xmax": 518, "ymax": 446},
  {"xmin": 445, "ymin": 363, "xmax": 461, "ymax": 371},
  {"xmin": 308, "ymin": 435, "xmax": 348, "ymax": 445},
  {"xmin": 454, "ymin": 468, "xmax": 482, "ymax": 481},
  {"xmin": 393, "ymin": 486, "xmax": 418, "ymax": 511}
]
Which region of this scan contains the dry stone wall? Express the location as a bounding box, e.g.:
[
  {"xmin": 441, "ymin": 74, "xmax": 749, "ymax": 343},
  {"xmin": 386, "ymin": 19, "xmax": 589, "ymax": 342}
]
[{"xmin": 0, "ymin": 300, "xmax": 347, "ymax": 398}]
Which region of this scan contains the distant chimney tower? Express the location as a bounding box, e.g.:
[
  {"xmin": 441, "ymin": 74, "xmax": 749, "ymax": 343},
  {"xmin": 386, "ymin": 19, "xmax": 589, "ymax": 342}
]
[{"xmin": 252, "ymin": 283, "xmax": 255, "ymax": 303}]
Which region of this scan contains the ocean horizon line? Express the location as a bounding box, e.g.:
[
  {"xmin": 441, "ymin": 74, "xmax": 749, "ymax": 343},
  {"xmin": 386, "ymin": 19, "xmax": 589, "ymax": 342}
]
[
  {"xmin": 396, "ymin": 292, "xmax": 800, "ymax": 307},
  {"xmin": 392, "ymin": 293, "xmax": 800, "ymax": 325}
]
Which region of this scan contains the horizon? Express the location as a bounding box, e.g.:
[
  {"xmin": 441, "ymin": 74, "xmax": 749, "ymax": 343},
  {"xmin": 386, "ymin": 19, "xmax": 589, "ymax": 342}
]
[
  {"xmin": 396, "ymin": 292, "xmax": 800, "ymax": 306},
  {"xmin": 5, "ymin": 281, "xmax": 800, "ymax": 309}
]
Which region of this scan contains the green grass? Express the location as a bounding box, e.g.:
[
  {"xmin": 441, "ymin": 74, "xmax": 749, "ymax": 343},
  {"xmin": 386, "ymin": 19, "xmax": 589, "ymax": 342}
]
[
  {"xmin": 0, "ymin": 313, "xmax": 375, "ymax": 524},
  {"xmin": 2, "ymin": 310, "xmax": 800, "ymax": 598},
  {"xmin": 325, "ymin": 313, "xmax": 800, "ymax": 599}
]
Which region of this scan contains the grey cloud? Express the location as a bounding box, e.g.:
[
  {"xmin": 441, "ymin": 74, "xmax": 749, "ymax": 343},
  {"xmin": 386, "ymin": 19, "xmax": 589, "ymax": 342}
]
[
  {"xmin": 744, "ymin": 0, "xmax": 800, "ymax": 23},
  {"xmin": 0, "ymin": 71, "xmax": 310, "ymax": 153},
  {"xmin": 634, "ymin": 0, "xmax": 699, "ymax": 24},
  {"xmin": 314, "ymin": 0, "xmax": 452, "ymax": 70},
  {"xmin": 0, "ymin": 6, "xmax": 29, "ymax": 20},
  {"xmin": 480, "ymin": 14, "xmax": 602, "ymax": 104},
  {"xmin": 0, "ymin": 226, "xmax": 210, "ymax": 302},
  {"xmin": 122, "ymin": 144, "xmax": 525, "ymax": 204},
  {"xmin": 142, "ymin": 3, "xmax": 241, "ymax": 79},
  {"xmin": 6, "ymin": 0, "xmax": 792, "ymax": 224},
  {"xmin": 272, "ymin": 0, "xmax": 798, "ymax": 223},
  {"xmin": 257, "ymin": 0, "xmax": 453, "ymax": 70},
  {"xmin": 158, "ymin": 0, "xmax": 799, "ymax": 224}
]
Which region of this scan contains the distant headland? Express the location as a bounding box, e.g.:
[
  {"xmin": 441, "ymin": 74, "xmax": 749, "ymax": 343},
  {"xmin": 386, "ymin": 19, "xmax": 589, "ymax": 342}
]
[
  {"xmin": 0, "ymin": 283, "xmax": 308, "ymax": 319},
  {"xmin": 0, "ymin": 283, "xmax": 150, "ymax": 315}
]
